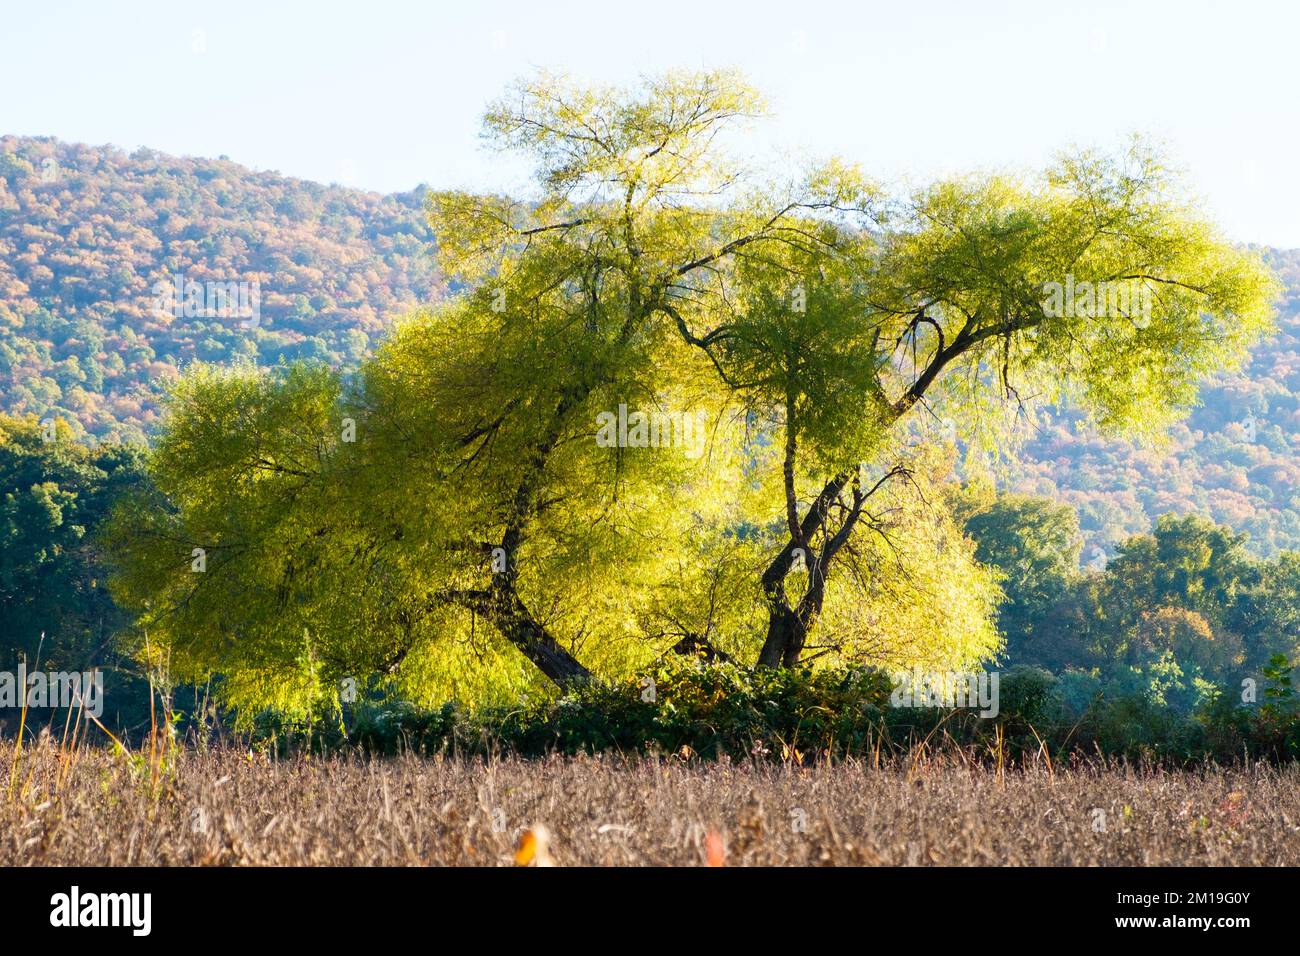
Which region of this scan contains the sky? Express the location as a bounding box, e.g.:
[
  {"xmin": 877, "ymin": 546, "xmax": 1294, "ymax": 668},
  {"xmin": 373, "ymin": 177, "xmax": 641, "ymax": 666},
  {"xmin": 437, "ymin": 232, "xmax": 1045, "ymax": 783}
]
[{"xmin": 5, "ymin": 0, "xmax": 1298, "ymax": 247}]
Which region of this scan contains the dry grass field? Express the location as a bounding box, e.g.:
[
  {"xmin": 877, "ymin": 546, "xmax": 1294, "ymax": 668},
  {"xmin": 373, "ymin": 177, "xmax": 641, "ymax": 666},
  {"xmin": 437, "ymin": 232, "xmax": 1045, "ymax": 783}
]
[{"xmin": 3, "ymin": 739, "xmax": 1298, "ymax": 866}]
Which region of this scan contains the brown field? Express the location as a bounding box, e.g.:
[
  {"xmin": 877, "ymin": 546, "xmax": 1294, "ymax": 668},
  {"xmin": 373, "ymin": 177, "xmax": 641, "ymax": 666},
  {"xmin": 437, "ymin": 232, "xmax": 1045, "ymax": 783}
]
[{"xmin": 3, "ymin": 741, "xmax": 1297, "ymax": 866}]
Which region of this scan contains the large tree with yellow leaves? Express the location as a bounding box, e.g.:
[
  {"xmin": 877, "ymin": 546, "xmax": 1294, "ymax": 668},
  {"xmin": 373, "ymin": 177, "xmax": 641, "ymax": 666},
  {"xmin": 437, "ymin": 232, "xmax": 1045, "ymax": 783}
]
[{"xmin": 106, "ymin": 71, "xmax": 1277, "ymax": 714}]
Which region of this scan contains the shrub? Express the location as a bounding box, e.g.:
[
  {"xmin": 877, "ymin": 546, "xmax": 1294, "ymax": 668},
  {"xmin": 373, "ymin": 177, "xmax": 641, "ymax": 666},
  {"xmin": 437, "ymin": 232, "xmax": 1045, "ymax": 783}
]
[
  {"xmin": 998, "ymin": 666, "xmax": 1058, "ymax": 723},
  {"xmin": 233, "ymin": 657, "xmax": 1300, "ymax": 766}
]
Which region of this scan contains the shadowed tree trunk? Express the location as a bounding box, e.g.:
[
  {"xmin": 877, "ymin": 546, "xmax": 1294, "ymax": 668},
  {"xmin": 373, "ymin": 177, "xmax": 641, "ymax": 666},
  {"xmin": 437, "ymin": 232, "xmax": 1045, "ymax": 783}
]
[
  {"xmin": 479, "ymin": 388, "xmax": 594, "ymax": 687},
  {"xmin": 483, "ymin": 581, "xmax": 593, "ymax": 686}
]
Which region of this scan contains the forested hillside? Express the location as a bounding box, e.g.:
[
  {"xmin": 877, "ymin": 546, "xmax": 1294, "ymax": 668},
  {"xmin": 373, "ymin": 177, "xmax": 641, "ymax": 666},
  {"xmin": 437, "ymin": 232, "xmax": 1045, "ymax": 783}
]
[
  {"xmin": 0, "ymin": 136, "xmax": 444, "ymax": 443},
  {"xmin": 0, "ymin": 135, "xmax": 1297, "ymax": 555}
]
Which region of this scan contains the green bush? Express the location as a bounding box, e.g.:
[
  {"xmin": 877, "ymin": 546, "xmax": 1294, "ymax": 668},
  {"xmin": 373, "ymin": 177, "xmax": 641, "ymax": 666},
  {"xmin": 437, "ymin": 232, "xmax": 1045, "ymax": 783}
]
[
  {"xmin": 235, "ymin": 657, "xmax": 1300, "ymax": 766},
  {"xmin": 483, "ymin": 658, "xmax": 894, "ymax": 760},
  {"xmin": 998, "ymin": 666, "xmax": 1058, "ymax": 723}
]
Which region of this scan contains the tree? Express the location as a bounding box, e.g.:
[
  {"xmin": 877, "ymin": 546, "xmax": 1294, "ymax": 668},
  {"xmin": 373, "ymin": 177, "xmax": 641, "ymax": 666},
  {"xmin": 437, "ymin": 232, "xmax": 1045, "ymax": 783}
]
[
  {"xmin": 701, "ymin": 145, "xmax": 1277, "ymax": 667},
  {"xmin": 108, "ymin": 71, "xmax": 1278, "ymax": 711},
  {"xmin": 1245, "ymin": 551, "xmax": 1300, "ymax": 665},
  {"xmin": 958, "ymin": 492, "xmax": 1082, "ymax": 662},
  {"xmin": 993, "ymin": 509, "xmax": 1300, "ymax": 690},
  {"xmin": 0, "ymin": 413, "xmax": 145, "ymax": 670},
  {"xmin": 432, "ymin": 72, "xmax": 1276, "ymax": 674}
]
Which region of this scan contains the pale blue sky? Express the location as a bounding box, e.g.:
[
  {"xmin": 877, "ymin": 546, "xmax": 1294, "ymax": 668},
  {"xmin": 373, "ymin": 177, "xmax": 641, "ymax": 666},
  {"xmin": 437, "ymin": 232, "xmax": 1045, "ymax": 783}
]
[{"xmin": 5, "ymin": 0, "xmax": 1298, "ymax": 246}]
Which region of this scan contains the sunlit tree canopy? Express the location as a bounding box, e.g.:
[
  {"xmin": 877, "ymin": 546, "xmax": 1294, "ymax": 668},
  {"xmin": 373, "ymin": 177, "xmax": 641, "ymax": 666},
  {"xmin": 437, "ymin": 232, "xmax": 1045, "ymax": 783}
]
[{"xmin": 106, "ymin": 70, "xmax": 1278, "ymax": 716}]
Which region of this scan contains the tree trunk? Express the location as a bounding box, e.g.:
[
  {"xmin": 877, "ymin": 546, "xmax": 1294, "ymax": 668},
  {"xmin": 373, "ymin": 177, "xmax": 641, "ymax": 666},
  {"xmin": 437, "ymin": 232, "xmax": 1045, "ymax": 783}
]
[
  {"xmin": 450, "ymin": 580, "xmax": 592, "ymax": 689},
  {"xmin": 506, "ymin": 617, "xmax": 592, "ymax": 687},
  {"xmin": 490, "ymin": 583, "xmax": 592, "ymax": 688},
  {"xmin": 758, "ymin": 603, "xmax": 800, "ymax": 668},
  {"xmin": 758, "ymin": 577, "xmax": 828, "ymax": 668}
]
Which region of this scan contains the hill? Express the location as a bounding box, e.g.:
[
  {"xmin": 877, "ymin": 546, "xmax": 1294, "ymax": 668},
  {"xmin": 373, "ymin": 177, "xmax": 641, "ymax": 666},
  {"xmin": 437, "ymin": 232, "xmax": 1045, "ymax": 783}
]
[{"xmin": 0, "ymin": 135, "xmax": 444, "ymax": 442}]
